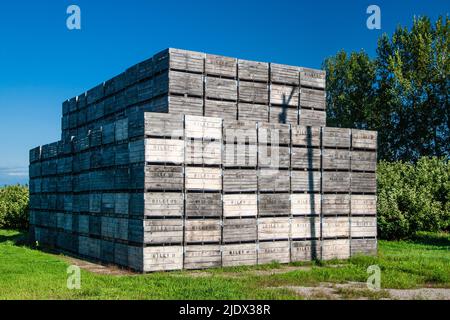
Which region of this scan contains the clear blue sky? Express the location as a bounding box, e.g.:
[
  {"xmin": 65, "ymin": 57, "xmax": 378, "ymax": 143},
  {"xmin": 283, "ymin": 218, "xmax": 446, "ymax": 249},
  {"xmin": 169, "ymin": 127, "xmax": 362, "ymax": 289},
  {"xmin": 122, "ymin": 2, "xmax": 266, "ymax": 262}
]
[{"xmin": 0, "ymin": 0, "xmax": 448, "ymax": 185}]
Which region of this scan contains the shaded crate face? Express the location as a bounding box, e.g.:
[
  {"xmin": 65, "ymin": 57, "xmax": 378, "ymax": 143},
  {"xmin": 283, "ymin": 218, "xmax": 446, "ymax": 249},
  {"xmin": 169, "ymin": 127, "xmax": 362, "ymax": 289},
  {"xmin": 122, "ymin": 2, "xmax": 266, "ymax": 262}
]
[
  {"xmin": 184, "ymin": 245, "xmax": 221, "ymax": 270},
  {"xmin": 239, "ymin": 81, "xmax": 269, "ymax": 104},
  {"xmin": 299, "ymin": 67, "xmax": 326, "ymax": 89},
  {"xmin": 299, "ymin": 109, "xmax": 326, "ymax": 127},
  {"xmin": 143, "ymin": 219, "xmax": 183, "ymax": 244},
  {"xmin": 185, "ymin": 167, "xmax": 222, "ymax": 191},
  {"xmin": 270, "ymin": 84, "xmax": 299, "ymax": 107},
  {"xmin": 322, "ymin": 194, "xmax": 350, "ymax": 215},
  {"xmin": 144, "ymin": 113, "xmax": 184, "ymax": 137},
  {"xmin": 322, "ymin": 217, "xmax": 350, "ymax": 238},
  {"xmin": 144, "ymin": 192, "xmax": 184, "ymax": 217},
  {"xmin": 291, "ymin": 240, "xmax": 321, "ymax": 262},
  {"xmin": 223, "ymin": 194, "xmax": 257, "ymax": 217},
  {"xmin": 169, "ymin": 96, "xmax": 204, "ymax": 117},
  {"xmin": 169, "ymin": 70, "xmax": 203, "ymax": 96},
  {"xmin": 351, "ymin": 195, "xmax": 377, "ymax": 215},
  {"xmin": 291, "ymin": 194, "xmax": 321, "ymax": 216},
  {"xmin": 143, "ymin": 246, "xmax": 183, "ymax": 272},
  {"xmin": 205, "ymin": 54, "xmax": 237, "ymax": 78},
  {"xmin": 222, "ymin": 243, "xmax": 257, "ymax": 267},
  {"xmin": 299, "ymin": 88, "xmax": 326, "ymax": 110},
  {"xmin": 352, "ymin": 129, "xmax": 377, "ymax": 150},
  {"xmin": 258, "ymin": 217, "xmax": 290, "ymax": 240},
  {"xmin": 238, "ymin": 103, "xmax": 268, "ymax": 122},
  {"xmin": 270, "ymin": 64, "xmax": 299, "ymax": 85},
  {"xmin": 291, "ymin": 170, "xmax": 321, "ymax": 192},
  {"xmin": 269, "ymin": 106, "xmax": 298, "ymax": 125},
  {"xmin": 291, "ymin": 217, "xmax": 321, "ymax": 239},
  {"xmin": 223, "ymin": 218, "xmax": 257, "ymax": 243},
  {"xmin": 145, "ymin": 138, "xmax": 184, "ymax": 164},
  {"xmin": 351, "ymin": 216, "xmax": 377, "ymax": 238},
  {"xmin": 258, "ymin": 169, "xmax": 290, "ymax": 192},
  {"xmin": 291, "ymin": 147, "xmax": 321, "ymax": 170},
  {"xmin": 223, "ymin": 169, "xmax": 257, "ymax": 193},
  {"xmin": 351, "ymin": 151, "xmax": 377, "ymax": 172},
  {"xmin": 351, "ymin": 172, "xmax": 376, "ymax": 193},
  {"xmin": 145, "ymin": 165, "xmax": 184, "ymax": 190},
  {"xmin": 169, "ymin": 48, "xmax": 205, "ymax": 73},
  {"xmin": 322, "ymin": 239, "xmax": 350, "ymax": 260},
  {"xmin": 223, "ymin": 143, "xmax": 257, "ymax": 167},
  {"xmin": 259, "ymin": 194, "xmax": 290, "ymax": 217},
  {"xmin": 204, "ymin": 100, "xmax": 237, "ymax": 121},
  {"xmin": 185, "ymin": 140, "xmax": 221, "ymax": 165},
  {"xmin": 185, "ymin": 115, "xmax": 222, "ymax": 140},
  {"xmin": 101, "ymin": 217, "xmax": 128, "ymax": 241},
  {"xmin": 322, "ymin": 171, "xmax": 351, "ymax": 193},
  {"xmin": 322, "ymin": 149, "xmax": 350, "ymax": 170},
  {"xmin": 258, "ymin": 241, "xmax": 290, "ymax": 264},
  {"xmin": 258, "ymin": 146, "xmax": 290, "ymax": 168},
  {"xmin": 184, "ymin": 220, "xmax": 221, "ymax": 243},
  {"xmin": 322, "ymin": 128, "xmax": 351, "ymax": 148},
  {"xmin": 351, "ymin": 239, "xmax": 377, "ymax": 256},
  {"xmin": 238, "ymin": 60, "xmax": 269, "ymax": 82},
  {"xmin": 206, "ymin": 77, "xmax": 238, "ymax": 101},
  {"xmin": 186, "ymin": 193, "xmax": 222, "ymax": 217}
]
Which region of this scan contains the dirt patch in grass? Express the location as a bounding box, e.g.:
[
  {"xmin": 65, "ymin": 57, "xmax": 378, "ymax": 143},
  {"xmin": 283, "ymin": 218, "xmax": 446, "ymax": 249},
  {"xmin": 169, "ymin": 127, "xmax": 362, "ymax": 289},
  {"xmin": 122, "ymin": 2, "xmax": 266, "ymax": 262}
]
[{"xmin": 61, "ymin": 255, "xmax": 135, "ymax": 276}]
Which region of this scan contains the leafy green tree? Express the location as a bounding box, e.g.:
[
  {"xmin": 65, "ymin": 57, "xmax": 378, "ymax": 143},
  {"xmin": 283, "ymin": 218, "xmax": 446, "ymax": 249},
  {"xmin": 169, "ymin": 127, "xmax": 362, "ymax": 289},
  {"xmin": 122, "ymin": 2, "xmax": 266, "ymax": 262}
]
[{"xmin": 0, "ymin": 185, "xmax": 29, "ymax": 230}]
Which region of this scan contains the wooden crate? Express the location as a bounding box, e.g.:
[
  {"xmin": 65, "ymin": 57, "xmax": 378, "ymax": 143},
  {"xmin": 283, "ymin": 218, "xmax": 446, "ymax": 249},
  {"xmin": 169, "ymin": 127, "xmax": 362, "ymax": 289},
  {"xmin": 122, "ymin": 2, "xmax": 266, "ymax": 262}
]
[
  {"xmin": 269, "ymin": 106, "xmax": 298, "ymax": 125},
  {"xmin": 270, "ymin": 84, "xmax": 299, "ymax": 107},
  {"xmin": 144, "ymin": 192, "xmax": 184, "ymax": 217},
  {"xmin": 322, "ymin": 239, "xmax": 350, "ymax": 260},
  {"xmin": 299, "ymin": 67, "xmax": 326, "ymax": 89},
  {"xmin": 291, "ymin": 240, "xmax": 321, "ymax": 262},
  {"xmin": 270, "ymin": 64, "xmax": 299, "ymax": 85},
  {"xmin": 322, "ymin": 171, "xmax": 351, "ymax": 193},
  {"xmin": 169, "ymin": 48, "xmax": 205, "ymax": 73},
  {"xmin": 322, "ymin": 149, "xmax": 350, "ymax": 170},
  {"xmin": 291, "ymin": 217, "xmax": 321, "ymax": 239},
  {"xmin": 205, "ymin": 54, "xmax": 237, "ymax": 78},
  {"xmin": 299, "ymin": 109, "xmax": 326, "ymax": 127},
  {"xmin": 239, "ymin": 81, "xmax": 269, "ymax": 104},
  {"xmin": 186, "ymin": 193, "xmax": 222, "ymax": 217},
  {"xmin": 238, "ymin": 103, "xmax": 268, "ymax": 122},
  {"xmin": 169, "ymin": 96, "xmax": 204, "ymax": 117},
  {"xmin": 205, "ymin": 100, "xmax": 237, "ymax": 120},
  {"xmin": 291, "ymin": 125, "xmax": 320, "ymax": 147},
  {"xmin": 223, "ymin": 194, "xmax": 257, "ymax": 217},
  {"xmin": 238, "ymin": 60, "xmax": 269, "ymax": 82},
  {"xmin": 322, "ymin": 217, "xmax": 350, "ymax": 238},
  {"xmin": 143, "ymin": 246, "xmax": 183, "ymax": 272},
  {"xmin": 291, "ymin": 170, "xmax": 321, "ymax": 192},
  {"xmin": 322, "ymin": 128, "xmax": 351, "ymax": 148},
  {"xmin": 291, "ymin": 194, "xmax": 321, "ymax": 215},
  {"xmin": 258, "ymin": 169, "xmax": 290, "ymax": 192},
  {"xmin": 129, "ymin": 140, "xmax": 145, "ymax": 163},
  {"xmin": 145, "ymin": 138, "xmax": 184, "ymax": 164},
  {"xmin": 223, "ymin": 119, "xmax": 257, "ymax": 143},
  {"xmin": 351, "ymin": 216, "xmax": 377, "ymax": 238},
  {"xmin": 351, "ymin": 172, "xmax": 376, "ymax": 193},
  {"xmin": 145, "ymin": 165, "xmax": 184, "ymax": 190},
  {"xmin": 223, "ymin": 169, "xmax": 257, "ymax": 192},
  {"xmin": 169, "ymin": 70, "xmax": 203, "ymax": 96},
  {"xmin": 144, "ymin": 113, "xmax": 184, "ymax": 137},
  {"xmin": 291, "ymin": 147, "xmax": 321, "ymax": 169},
  {"xmin": 30, "ymin": 146, "xmax": 41, "ymax": 163},
  {"xmin": 222, "ymin": 243, "xmax": 257, "ymax": 267},
  {"xmin": 184, "ymin": 245, "xmax": 222, "ymax": 269},
  {"xmin": 143, "ymin": 219, "xmax": 183, "ymax": 244},
  {"xmin": 185, "ymin": 219, "xmax": 221, "ymax": 243},
  {"xmin": 299, "ymin": 88, "xmax": 326, "ymax": 110},
  {"xmin": 258, "ymin": 122, "xmax": 290, "ymax": 145},
  {"xmin": 115, "ymin": 143, "xmax": 129, "ymax": 165},
  {"xmin": 205, "ymin": 77, "xmax": 238, "ymax": 101},
  {"xmin": 223, "ymin": 143, "xmax": 257, "ymax": 167},
  {"xmin": 114, "ymin": 242, "xmax": 129, "ymax": 267},
  {"xmin": 185, "ymin": 115, "xmax": 222, "ymax": 140},
  {"xmin": 185, "ymin": 140, "xmax": 221, "ymax": 165},
  {"xmin": 223, "ymin": 218, "xmax": 257, "ymax": 242},
  {"xmin": 351, "ymin": 195, "xmax": 377, "ymax": 215},
  {"xmin": 351, "ymin": 238, "xmax": 377, "ymax": 256},
  {"xmin": 259, "ymin": 194, "xmax": 290, "ymax": 217},
  {"xmin": 101, "ymin": 216, "xmax": 128, "ymax": 241},
  {"xmin": 322, "ymin": 194, "xmax": 350, "ymax": 215},
  {"xmin": 258, "ymin": 145, "xmax": 290, "ymax": 168},
  {"xmin": 352, "ymin": 129, "xmax": 377, "ymax": 150},
  {"xmin": 258, "ymin": 241, "xmax": 290, "ymax": 264},
  {"xmin": 185, "ymin": 167, "xmax": 222, "ymax": 191},
  {"xmin": 351, "ymin": 151, "xmax": 377, "ymax": 172},
  {"xmin": 258, "ymin": 217, "xmax": 290, "ymax": 240}
]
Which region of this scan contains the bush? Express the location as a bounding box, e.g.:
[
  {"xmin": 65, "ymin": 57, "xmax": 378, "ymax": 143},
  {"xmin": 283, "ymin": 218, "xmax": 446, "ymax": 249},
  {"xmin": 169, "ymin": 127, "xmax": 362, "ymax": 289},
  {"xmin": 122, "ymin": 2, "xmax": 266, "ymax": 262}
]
[
  {"xmin": 0, "ymin": 185, "xmax": 29, "ymax": 230},
  {"xmin": 377, "ymin": 157, "xmax": 450, "ymax": 239}
]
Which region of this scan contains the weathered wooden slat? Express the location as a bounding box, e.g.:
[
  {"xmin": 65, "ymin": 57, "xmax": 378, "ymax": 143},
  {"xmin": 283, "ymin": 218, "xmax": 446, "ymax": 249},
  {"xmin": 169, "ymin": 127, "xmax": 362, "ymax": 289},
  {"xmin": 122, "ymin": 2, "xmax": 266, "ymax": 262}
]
[
  {"xmin": 269, "ymin": 106, "xmax": 298, "ymax": 125},
  {"xmin": 239, "ymin": 81, "xmax": 269, "ymax": 104},
  {"xmin": 323, "ymin": 128, "xmax": 351, "ymax": 148},
  {"xmin": 322, "ymin": 217, "xmax": 350, "ymax": 238},
  {"xmin": 143, "ymin": 246, "xmax": 183, "ymax": 272},
  {"xmin": 299, "ymin": 67, "xmax": 326, "ymax": 89},
  {"xmin": 223, "ymin": 143, "xmax": 257, "ymax": 167},
  {"xmin": 258, "ymin": 169, "xmax": 290, "ymax": 192},
  {"xmin": 144, "ymin": 192, "xmax": 184, "ymax": 217},
  {"xmin": 204, "ymin": 100, "xmax": 237, "ymax": 120},
  {"xmin": 258, "ymin": 122, "xmax": 290, "ymax": 145},
  {"xmin": 223, "ymin": 194, "xmax": 257, "ymax": 217},
  {"xmin": 184, "ymin": 245, "xmax": 222, "ymax": 269},
  {"xmin": 351, "ymin": 172, "xmax": 376, "ymax": 193},
  {"xmin": 185, "ymin": 115, "xmax": 222, "ymax": 140},
  {"xmin": 291, "ymin": 194, "xmax": 321, "ymax": 215},
  {"xmin": 351, "ymin": 238, "xmax": 377, "ymax": 256},
  {"xmin": 223, "ymin": 119, "xmax": 257, "ymax": 143},
  {"xmin": 143, "ymin": 219, "xmax": 183, "ymax": 244},
  {"xmin": 351, "ymin": 151, "xmax": 377, "ymax": 171},
  {"xmin": 322, "ymin": 171, "xmax": 351, "ymax": 193},
  {"xmin": 291, "ymin": 217, "xmax": 321, "ymax": 239},
  {"xmin": 322, "ymin": 239, "xmax": 350, "ymax": 260},
  {"xmin": 270, "ymin": 63, "xmax": 299, "ymax": 85},
  {"xmin": 185, "ymin": 219, "xmax": 221, "ymax": 243},
  {"xmin": 222, "ymin": 243, "xmax": 257, "ymax": 267},
  {"xmin": 258, "ymin": 146, "xmax": 290, "ymax": 168},
  {"xmin": 186, "ymin": 193, "xmax": 222, "ymax": 217},
  {"xmin": 223, "ymin": 218, "xmax": 257, "ymax": 242},
  {"xmin": 185, "ymin": 140, "xmax": 222, "ymax": 165},
  {"xmin": 299, "ymin": 88, "xmax": 326, "ymax": 110},
  {"xmin": 145, "ymin": 138, "xmax": 184, "ymax": 164},
  {"xmin": 291, "ymin": 170, "xmax": 321, "ymax": 192},
  {"xmin": 322, "ymin": 149, "xmax": 350, "ymax": 170},
  {"xmin": 144, "ymin": 112, "xmax": 184, "ymax": 137},
  {"xmin": 352, "ymin": 129, "xmax": 377, "ymax": 150},
  {"xmin": 145, "ymin": 165, "xmax": 184, "ymax": 190},
  {"xmin": 299, "ymin": 109, "xmax": 326, "ymax": 127},
  {"xmin": 205, "ymin": 54, "xmax": 237, "ymax": 78},
  {"xmin": 223, "ymin": 169, "xmax": 257, "ymax": 192},
  {"xmin": 258, "ymin": 217, "xmax": 290, "ymax": 240},
  {"xmin": 259, "ymin": 194, "xmax": 290, "ymax": 216},
  {"xmin": 205, "ymin": 77, "xmax": 238, "ymax": 101},
  {"xmin": 322, "ymin": 194, "xmax": 350, "ymax": 215},
  {"xmin": 291, "ymin": 240, "xmax": 321, "ymax": 261},
  {"xmin": 351, "ymin": 216, "xmax": 377, "ymax": 238},
  {"xmin": 169, "ymin": 48, "xmax": 205, "ymax": 73},
  {"xmin": 238, "ymin": 103, "xmax": 269, "ymax": 122},
  {"xmin": 351, "ymin": 195, "xmax": 377, "ymax": 215},
  {"xmin": 169, "ymin": 70, "xmax": 203, "ymax": 96},
  {"xmin": 258, "ymin": 241, "xmax": 290, "ymax": 264},
  {"xmin": 185, "ymin": 167, "xmax": 222, "ymax": 191},
  {"xmin": 291, "ymin": 147, "xmax": 321, "ymax": 169},
  {"xmin": 168, "ymin": 96, "xmax": 204, "ymax": 117},
  {"xmin": 270, "ymin": 84, "xmax": 299, "ymax": 106},
  {"xmin": 238, "ymin": 60, "xmax": 269, "ymax": 82}
]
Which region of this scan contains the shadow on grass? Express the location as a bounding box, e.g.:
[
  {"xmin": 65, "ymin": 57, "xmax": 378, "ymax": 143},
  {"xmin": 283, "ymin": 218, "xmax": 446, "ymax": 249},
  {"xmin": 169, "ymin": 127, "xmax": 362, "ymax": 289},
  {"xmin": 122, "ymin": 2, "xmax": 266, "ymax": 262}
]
[
  {"xmin": 0, "ymin": 230, "xmax": 29, "ymax": 245},
  {"xmin": 412, "ymin": 232, "xmax": 450, "ymax": 247}
]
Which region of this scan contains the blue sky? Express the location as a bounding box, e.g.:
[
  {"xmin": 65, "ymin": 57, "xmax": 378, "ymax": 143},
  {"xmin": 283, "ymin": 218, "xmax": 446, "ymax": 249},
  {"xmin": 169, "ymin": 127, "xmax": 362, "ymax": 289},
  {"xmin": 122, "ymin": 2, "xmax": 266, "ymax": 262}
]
[{"xmin": 0, "ymin": 0, "xmax": 448, "ymax": 185}]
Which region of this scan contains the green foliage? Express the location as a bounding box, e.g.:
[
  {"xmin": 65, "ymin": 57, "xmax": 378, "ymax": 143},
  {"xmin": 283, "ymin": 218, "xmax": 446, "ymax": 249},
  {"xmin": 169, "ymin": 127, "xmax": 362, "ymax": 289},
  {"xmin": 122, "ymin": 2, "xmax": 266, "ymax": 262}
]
[
  {"xmin": 377, "ymin": 157, "xmax": 450, "ymax": 239},
  {"xmin": 0, "ymin": 185, "xmax": 29, "ymax": 230},
  {"xmin": 323, "ymin": 15, "xmax": 449, "ymax": 162}
]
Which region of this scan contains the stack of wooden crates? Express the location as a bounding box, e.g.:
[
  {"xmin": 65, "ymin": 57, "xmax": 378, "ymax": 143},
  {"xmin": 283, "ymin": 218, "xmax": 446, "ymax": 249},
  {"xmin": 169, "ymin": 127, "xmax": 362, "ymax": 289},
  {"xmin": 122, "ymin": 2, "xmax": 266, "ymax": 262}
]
[{"xmin": 29, "ymin": 48, "xmax": 377, "ymax": 272}]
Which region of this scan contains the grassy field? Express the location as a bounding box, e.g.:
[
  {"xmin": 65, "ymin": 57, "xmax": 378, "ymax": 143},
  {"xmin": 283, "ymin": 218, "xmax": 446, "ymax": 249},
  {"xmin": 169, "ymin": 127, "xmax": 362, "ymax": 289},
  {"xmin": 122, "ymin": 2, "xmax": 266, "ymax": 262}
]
[{"xmin": 0, "ymin": 229, "xmax": 449, "ymax": 300}]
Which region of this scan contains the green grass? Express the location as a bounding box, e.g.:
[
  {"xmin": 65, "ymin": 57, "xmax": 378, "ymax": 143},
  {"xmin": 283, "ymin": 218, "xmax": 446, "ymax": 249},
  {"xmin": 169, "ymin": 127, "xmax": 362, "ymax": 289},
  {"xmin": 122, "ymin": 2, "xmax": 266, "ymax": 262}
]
[{"xmin": 0, "ymin": 229, "xmax": 449, "ymax": 300}]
